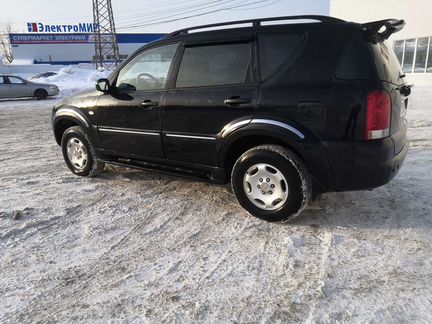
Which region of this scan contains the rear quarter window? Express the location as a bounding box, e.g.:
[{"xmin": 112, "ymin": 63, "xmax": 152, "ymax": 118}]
[
  {"xmin": 175, "ymin": 43, "xmax": 252, "ymax": 88},
  {"xmin": 335, "ymin": 31, "xmax": 376, "ymax": 80},
  {"xmin": 258, "ymin": 33, "xmax": 305, "ymax": 80}
]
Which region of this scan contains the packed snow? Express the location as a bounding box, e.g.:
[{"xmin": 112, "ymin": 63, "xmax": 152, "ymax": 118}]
[{"xmin": 0, "ymin": 67, "xmax": 431, "ymax": 323}]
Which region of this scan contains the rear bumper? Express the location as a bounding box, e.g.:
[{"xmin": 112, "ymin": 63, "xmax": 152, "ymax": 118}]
[{"xmin": 322, "ymin": 135, "xmax": 408, "ymax": 191}]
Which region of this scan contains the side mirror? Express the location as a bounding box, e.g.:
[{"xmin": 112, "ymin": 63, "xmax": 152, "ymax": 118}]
[{"xmin": 96, "ymin": 78, "xmax": 111, "ymax": 93}]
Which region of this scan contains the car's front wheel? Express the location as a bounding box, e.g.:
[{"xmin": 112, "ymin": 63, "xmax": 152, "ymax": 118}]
[
  {"xmin": 61, "ymin": 126, "xmax": 104, "ymax": 177},
  {"xmin": 231, "ymin": 145, "xmax": 311, "ymax": 222}
]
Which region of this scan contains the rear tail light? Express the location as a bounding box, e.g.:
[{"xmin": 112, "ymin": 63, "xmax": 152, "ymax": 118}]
[{"xmin": 365, "ymin": 90, "xmax": 391, "ymax": 140}]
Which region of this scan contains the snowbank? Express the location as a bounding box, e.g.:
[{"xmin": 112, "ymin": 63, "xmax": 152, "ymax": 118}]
[{"xmin": 25, "ymin": 66, "xmax": 111, "ymax": 97}]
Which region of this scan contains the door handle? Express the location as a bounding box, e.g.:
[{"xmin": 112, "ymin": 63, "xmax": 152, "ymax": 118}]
[
  {"xmin": 224, "ymin": 97, "xmax": 252, "ymax": 106},
  {"xmin": 141, "ymin": 100, "xmax": 158, "ymax": 109}
]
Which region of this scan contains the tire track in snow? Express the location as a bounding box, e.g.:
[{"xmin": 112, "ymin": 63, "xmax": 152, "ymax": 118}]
[{"xmin": 304, "ymin": 231, "xmax": 332, "ymax": 324}]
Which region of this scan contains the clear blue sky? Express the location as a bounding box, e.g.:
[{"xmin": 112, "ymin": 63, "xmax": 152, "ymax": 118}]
[{"xmin": 0, "ymin": 0, "xmax": 329, "ymax": 33}]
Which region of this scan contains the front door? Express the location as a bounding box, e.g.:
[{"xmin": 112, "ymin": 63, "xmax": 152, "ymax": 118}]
[
  {"xmin": 95, "ymin": 43, "xmax": 178, "ymax": 159},
  {"xmin": 162, "ymin": 40, "xmax": 259, "ymax": 166},
  {"xmin": 6, "ymin": 76, "xmax": 30, "ymax": 97}
]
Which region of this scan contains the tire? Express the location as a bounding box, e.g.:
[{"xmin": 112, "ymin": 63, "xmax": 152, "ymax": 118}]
[
  {"xmin": 61, "ymin": 126, "xmax": 104, "ymax": 177},
  {"xmin": 34, "ymin": 89, "xmax": 48, "ymax": 100},
  {"xmin": 231, "ymin": 145, "xmax": 311, "ymax": 222}
]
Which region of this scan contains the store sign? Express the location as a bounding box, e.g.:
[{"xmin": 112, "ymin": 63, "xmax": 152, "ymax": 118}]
[
  {"xmin": 10, "ymin": 34, "xmax": 96, "ymax": 44},
  {"xmin": 27, "ymin": 22, "xmax": 99, "ymax": 33}
]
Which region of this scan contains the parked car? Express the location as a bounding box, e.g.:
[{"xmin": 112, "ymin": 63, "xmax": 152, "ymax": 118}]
[
  {"xmin": 0, "ymin": 75, "xmax": 59, "ymax": 99},
  {"xmin": 29, "ymin": 72, "xmax": 58, "ymax": 80},
  {"xmin": 52, "ymin": 16, "xmax": 409, "ymax": 222}
]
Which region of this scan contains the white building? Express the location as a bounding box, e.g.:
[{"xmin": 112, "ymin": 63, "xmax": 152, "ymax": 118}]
[{"xmin": 330, "ymin": 0, "xmax": 432, "ymax": 84}]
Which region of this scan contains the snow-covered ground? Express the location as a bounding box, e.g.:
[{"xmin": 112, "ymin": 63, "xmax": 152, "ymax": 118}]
[{"xmin": 0, "ymin": 69, "xmax": 431, "ymax": 323}]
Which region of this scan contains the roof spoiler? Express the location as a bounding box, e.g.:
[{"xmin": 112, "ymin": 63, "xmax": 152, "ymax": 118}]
[{"xmin": 361, "ymin": 19, "xmax": 405, "ymax": 43}]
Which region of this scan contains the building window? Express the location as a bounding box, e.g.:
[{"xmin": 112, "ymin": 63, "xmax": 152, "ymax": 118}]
[
  {"xmin": 402, "ymin": 38, "xmax": 415, "ymax": 73},
  {"xmin": 393, "ymin": 36, "xmax": 432, "ymax": 74},
  {"xmin": 394, "ymin": 40, "xmax": 404, "ymax": 65},
  {"xmin": 427, "ymin": 38, "xmax": 432, "ymax": 73},
  {"xmin": 415, "ymin": 37, "xmax": 428, "ymax": 73}
]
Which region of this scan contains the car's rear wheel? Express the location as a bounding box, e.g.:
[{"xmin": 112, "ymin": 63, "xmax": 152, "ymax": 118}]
[
  {"xmin": 61, "ymin": 126, "xmax": 104, "ymax": 177},
  {"xmin": 231, "ymin": 145, "xmax": 311, "ymax": 222},
  {"xmin": 34, "ymin": 89, "xmax": 48, "ymax": 100}
]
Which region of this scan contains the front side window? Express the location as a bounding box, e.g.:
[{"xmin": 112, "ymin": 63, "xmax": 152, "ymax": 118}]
[
  {"xmin": 8, "ymin": 77, "xmax": 25, "ymax": 84},
  {"xmin": 176, "ymin": 43, "xmax": 251, "ymax": 88},
  {"xmin": 116, "ymin": 43, "xmax": 177, "ymax": 91},
  {"xmin": 0, "ymin": 77, "xmax": 5, "ymax": 84}
]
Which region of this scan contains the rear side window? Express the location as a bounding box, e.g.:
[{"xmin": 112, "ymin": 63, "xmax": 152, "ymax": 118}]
[
  {"xmin": 176, "ymin": 43, "xmax": 251, "ymax": 88},
  {"xmin": 258, "ymin": 33, "xmax": 305, "ymax": 80}
]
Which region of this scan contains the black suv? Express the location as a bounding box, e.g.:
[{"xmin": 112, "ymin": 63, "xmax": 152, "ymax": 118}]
[{"xmin": 52, "ymin": 16, "xmax": 409, "ymax": 222}]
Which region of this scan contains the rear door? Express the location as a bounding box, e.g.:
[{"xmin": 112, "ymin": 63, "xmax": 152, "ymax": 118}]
[{"xmin": 162, "ymin": 38, "xmax": 259, "ymax": 166}]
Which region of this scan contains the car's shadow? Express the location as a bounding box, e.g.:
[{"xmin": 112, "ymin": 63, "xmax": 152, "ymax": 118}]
[{"xmin": 97, "ymin": 164, "xmax": 432, "ymax": 231}]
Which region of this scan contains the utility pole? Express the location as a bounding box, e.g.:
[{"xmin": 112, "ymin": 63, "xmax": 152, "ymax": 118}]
[{"xmin": 92, "ymin": 0, "xmax": 120, "ymax": 70}]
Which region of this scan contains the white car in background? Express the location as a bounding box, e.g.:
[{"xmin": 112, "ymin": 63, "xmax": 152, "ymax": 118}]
[{"xmin": 0, "ymin": 75, "xmax": 59, "ymax": 100}]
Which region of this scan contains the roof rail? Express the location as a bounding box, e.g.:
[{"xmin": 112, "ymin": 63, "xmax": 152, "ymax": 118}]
[
  {"xmin": 361, "ymin": 19, "xmax": 405, "ymax": 43},
  {"xmin": 168, "ymin": 15, "xmax": 345, "ymax": 37}
]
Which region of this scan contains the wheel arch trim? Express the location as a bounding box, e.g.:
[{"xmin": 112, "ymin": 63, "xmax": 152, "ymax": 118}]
[
  {"xmin": 53, "ymin": 107, "xmax": 90, "ymax": 128},
  {"xmin": 250, "ymin": 119, "xmax": 305, "ymax": 139}
]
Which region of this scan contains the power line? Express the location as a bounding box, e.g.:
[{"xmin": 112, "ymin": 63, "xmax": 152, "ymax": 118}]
[
  {"xmin": 116, "ymin": 0, "xmax": 278, "ymax": 30},
  {"xmin": 116, "ymin": 0, "xmax": 238, "ymax": 25},
  {"xmin": 230, "ymin": 0, "xmax": 282, "ymax": 10}
]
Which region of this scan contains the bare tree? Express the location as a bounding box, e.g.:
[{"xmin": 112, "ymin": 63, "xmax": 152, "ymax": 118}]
[{"xmin": 0, "ymin": 24, "xmax": 14, "ymax": 64}]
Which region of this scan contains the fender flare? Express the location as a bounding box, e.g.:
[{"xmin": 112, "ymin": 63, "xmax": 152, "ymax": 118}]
[
  {"xmin": 52, "ymin": 106, "xmax": 91, "ymax": 128},
  {"xmin": 52, "ymin": 107, "xmax": 100, "ymax": 146},
  {"xmin": 216, "ymin": 118, "xmax": 332, "ymax": 191},
  {"xmin": 217, "ymin": 117, "xmax": 315, "ymax": 165}
]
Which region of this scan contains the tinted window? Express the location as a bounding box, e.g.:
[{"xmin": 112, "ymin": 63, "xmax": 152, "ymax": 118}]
[
  {"xmin": 116, "ymin": 43, "xmax": 177, "ymax": 91},
  {"xmin": 258, "ymin": 33, "xmax": 304, "ymax": 80},
  {"xmin": 8, "ymin": 77, "xmax": 25, "ymax": 84},
  {"xmin": 336, "ymin": 32, "xmax": 375, "ymax": 80},
  {"xmin": 176, "ymin": 43, "xmax": 251, "ymax": 88}
]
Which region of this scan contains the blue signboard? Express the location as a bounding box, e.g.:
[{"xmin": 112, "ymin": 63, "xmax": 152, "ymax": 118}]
[{"xmin": 10, "ymin": 34, "xmax": 166, "ymax": 45}]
